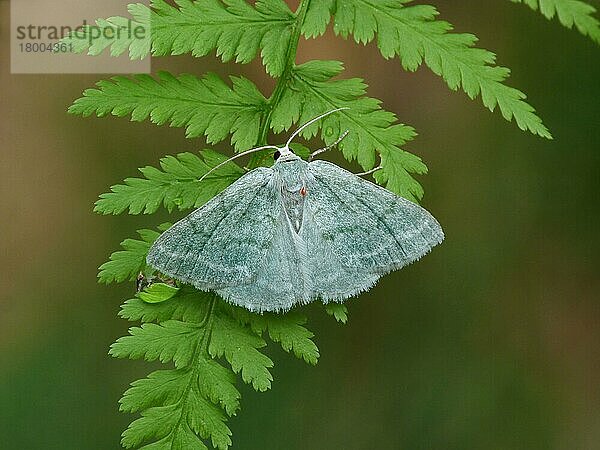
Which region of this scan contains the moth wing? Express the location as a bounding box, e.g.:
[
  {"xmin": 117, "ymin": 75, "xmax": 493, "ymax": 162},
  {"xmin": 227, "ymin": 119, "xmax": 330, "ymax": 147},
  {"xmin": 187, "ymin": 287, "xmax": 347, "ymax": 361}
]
[
  {"xmin": 216, "ymin": 208, "xmax": 308, "ymax": 312},
  {"xmin": 299, "ymin": 212, "xmax": 381, "ymax": 302},
  {"xmin": 217, "ymin": 162, "xmax": 314, "ymax": 312},
  {"xmin": 146, "ymin": 167, "xmax": 278, "ymax": 290},
  {"xmin": 306, "ymin": 160, "xmax": 444, "ymax": 275}
]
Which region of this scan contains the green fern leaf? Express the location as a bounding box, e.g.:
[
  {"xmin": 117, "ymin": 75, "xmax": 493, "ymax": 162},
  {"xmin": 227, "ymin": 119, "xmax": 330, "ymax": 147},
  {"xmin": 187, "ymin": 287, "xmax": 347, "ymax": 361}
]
[
  {"xmin": 138, "ymin": 283, "xmax": 180, "ymax": 304},
  {"xmin": 209, "ymin": 312, "xmax": 274, "ymax": 392},
  {"xmin": 195, "ymin": 359, "xmax": 241, "ymax": 417},
  {"xmin": 302, "ymin": 0, "xmax": 333, "ymax": 38},
  {"xmin": 151, "ymin": 0, "xmax": 296, "ymax": 76},
  {"xmin": 325, "ymin": 303, "xmax": 349, "ymax": 324},
  {"xmin": 112, "ymin": 291, "xmax": 261, "ymax": 449},
  {"xmin": 94, "ymin": 150, "xmax": 244, "ymax": 215},
  {"xmin": 271, "ymin": 60, "xmax": 425, "ymax": 200},
  {"xmin": 98, "ymin": 228, "xmax": 160, "ymax": 283},
  {"xmin": 309, "ymin": 0, "xmax": 551, "ymax": 138},
  {"xmin": 110, "ymin": 320, "xmax": 202, "ymax": 367},
  {"xmin": 258, "ymin": 314, "xmax": 320, "ymax": 365},
  {"xmin": 108, "ymin": 234, "xmax": 320, "ymax": 448},
  {"xmin": 69, "ymin": 72, "xmax": 267, "ymax": 150},
  {"xmin": 232, "ymin": 309, "xmax": 320, "ymax": 365},
  {"xmin": 120, "ymin": 289, "xmax": 208, "ymax": 323},
  {"xmin": 61, "ymin": 4, "xmax": 151, "ymax": 59},
  {"xmin": 115, "ymin": 292, "xmax": 234, "ymax": 449},
  {"xmin": 119, "ymin": 369, "xmax": 192, "ymax": 414},
  {"xmin": 511, "ymin": 0, "xmax": 600, "ymax": 44},
  {"xmin": 122, "ymin": 385, "xmax": 231, "ymax": 450},
  {"xmin": 62, "ymin": 0, "xmax": 296, "ymax": 76}
]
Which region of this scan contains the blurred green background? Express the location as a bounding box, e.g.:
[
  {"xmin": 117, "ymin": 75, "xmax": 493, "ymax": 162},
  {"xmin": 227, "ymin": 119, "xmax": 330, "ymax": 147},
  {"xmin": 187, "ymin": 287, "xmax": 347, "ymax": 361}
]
[{"xmin": 1, "ymin": 1, "xmax": 599, "ymax": 449}]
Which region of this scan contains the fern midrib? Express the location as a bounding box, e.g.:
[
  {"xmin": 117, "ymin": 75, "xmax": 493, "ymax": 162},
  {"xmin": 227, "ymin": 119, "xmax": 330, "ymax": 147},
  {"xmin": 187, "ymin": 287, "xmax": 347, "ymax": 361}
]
[
  {"xmin": 155, "ymin": 18, "xmax": 295, "ymax": 27},
  {"xmin": 127, "ymin": 176, "xmax": 237, "ymax": 189},
  {"xmin": 250, "ymin": 0, "xmax": 312, "ymax": 169},
  {"xmin": 166, "ymin": 296, "xmax": 217, "ymax": 449},
  {"xmin": 97, "ymin": 94, "xmax": 261, "ymax": 109}
]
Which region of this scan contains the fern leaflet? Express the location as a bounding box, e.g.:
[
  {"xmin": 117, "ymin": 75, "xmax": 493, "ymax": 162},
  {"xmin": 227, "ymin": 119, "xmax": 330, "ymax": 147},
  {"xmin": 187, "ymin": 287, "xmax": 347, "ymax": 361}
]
[
  {"xmin": 325, "ymin": 303, "xmax": 349, "ymax": 324},
  {"xmin": 69, "ymin": 72, "xmax": 267, "ymax": 150},
  {"xmin": 305, "ymin": 0, "xmax": 552, "ymax": 138},
  {"xmin": 94, "ymin": 150, "xmax": 244, "ymax": 215},
  {"xmin": 511, "ymin": 0, "xmax": 600, "ymax": 44},
  {"xmin": 61, "ymin": 3, "xmax": 151, "ymax": 59},
  {"xmin": 63, "ymin": 0, "xmax": 296, "ymax": 76},
  {"xmin": 98, "ymin": 228, "xmax": 161, "ymax": 284}
]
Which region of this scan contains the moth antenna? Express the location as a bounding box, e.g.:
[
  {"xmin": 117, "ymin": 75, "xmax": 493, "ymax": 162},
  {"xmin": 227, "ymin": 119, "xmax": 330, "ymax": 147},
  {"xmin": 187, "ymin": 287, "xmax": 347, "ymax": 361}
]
[
  {"xmin": 199, "ymin": 145, "xmax": 279, "ymax": 182},
  {"xmin": 285, "ymin": 107, "xmax": 350, "ymax": 148},
  {"xmin": 309, "ymin": 130, "xmax": 350, "ymax": 161},
  {"xmin": 356, "ymin": 165, "xmax": 382, "ymax": 177}
]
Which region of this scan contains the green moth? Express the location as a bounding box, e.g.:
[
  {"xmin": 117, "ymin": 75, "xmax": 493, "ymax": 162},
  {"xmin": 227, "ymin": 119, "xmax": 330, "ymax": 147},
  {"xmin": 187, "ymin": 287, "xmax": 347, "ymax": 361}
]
[{"xmin": 147, "ymin": 110, "xmax": 444, "ymax": 312}]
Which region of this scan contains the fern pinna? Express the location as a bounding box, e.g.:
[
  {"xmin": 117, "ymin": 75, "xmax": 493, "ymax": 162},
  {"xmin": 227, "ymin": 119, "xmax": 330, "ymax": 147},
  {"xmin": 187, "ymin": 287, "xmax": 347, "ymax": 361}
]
[{"xmin": 66, "ymin": 0, "xmax": 599, "ymax": 448}]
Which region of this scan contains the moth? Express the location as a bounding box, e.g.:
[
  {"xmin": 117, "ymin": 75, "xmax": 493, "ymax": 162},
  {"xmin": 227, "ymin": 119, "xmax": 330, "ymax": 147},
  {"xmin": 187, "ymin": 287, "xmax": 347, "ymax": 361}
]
[{"xmin": 147, "ymin": 109, "xmax": 444, "ymax": 312}]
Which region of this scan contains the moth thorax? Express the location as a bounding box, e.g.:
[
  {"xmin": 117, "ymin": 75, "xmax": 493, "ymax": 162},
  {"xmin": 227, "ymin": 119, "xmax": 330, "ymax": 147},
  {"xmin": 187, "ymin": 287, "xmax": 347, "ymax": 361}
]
[{"xmin": 281, "ymin": 187, "xmax": 305, "ymax": 234}]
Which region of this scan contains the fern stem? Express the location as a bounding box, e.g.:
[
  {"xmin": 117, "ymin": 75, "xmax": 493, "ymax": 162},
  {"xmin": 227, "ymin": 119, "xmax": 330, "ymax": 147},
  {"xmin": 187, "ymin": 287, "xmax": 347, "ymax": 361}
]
[
  {"xmin": 249, "ymin": 0, "xmax": 311, "ymax": 168},
  {"xmin": 166, "ymin": 295, "xmax": 217, "ymax": 446}
]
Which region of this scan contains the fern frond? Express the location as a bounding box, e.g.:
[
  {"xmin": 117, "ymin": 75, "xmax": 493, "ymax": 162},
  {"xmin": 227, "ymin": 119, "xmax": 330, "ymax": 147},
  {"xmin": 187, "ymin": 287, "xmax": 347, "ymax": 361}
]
[
  {"xmin": 63, "ymin": 0, "xmax": 297, "ymax": 76},
  {"xmin": 256, "ymin": 314, "xmax": 320, "ymax": 365},
  {"xmin": 511, "ymin": 0, "xmax": 600, "ymax": 44},
  {"xmin": 113, "ymin": 286, "xmax": 319, "ymax": 449},
  {"xmin": 120, "ymin": 288, "xmax": 213, "ymax": 323},
  {"xmin": 307, "ymin": 0, "xmax": 551, "ymax": 138},
  {"xmin": 271, "ymin": 60, "xmax": 425, "ymax": 200},
  {"xmin": 69, "ymin": 72, "xmax": 267, "ymax": 150},
  {"xmin": 94, "ymin": 150, "xmax": 244, "ymax": 215},
  {"xmin": 113, "ymin": 293, "xmax": 229, "ymax": 449},
  {"xmin": 122, "ymin": 290, "xmax": 320, "ymax": 367},
  {"xmin": 77, "ymin": 0, "xmax": 588, "ymax": 447},
  {"xmin": 302, "ymin": 0, "xmax": 333, "ymax": 38}
]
